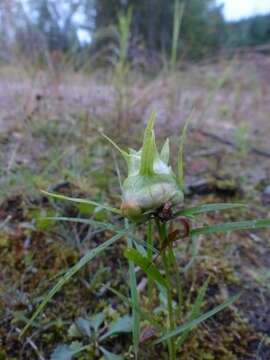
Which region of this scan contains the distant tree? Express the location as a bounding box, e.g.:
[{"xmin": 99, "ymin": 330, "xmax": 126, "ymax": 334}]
[
  {"xmin": 226, "ymin": 14, "xmax": 270, "ymax": 48},
  {"xmin": 181, "ymin": 0, "xmax": 226, "ymax": 57},
  {"xmin": 3, "ymin": 0, "xmax": 269, "ymax": 68},
  {"xmin": 93, "ymin": 0, "xmax": 226, "ymax": 59},
  {"xmin": 27, "ymin": 0, "xmax": 81, "ymax": 52}
]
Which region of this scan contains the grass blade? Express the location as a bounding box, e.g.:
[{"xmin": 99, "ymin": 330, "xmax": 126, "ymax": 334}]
[
  {"xmin": 41, "ymin": 190, "xmax": 121, "ymax": 215},
  {"xmin": 177, "ymin": 203, "xmax": 246, "ymax": 217},
  {"xmin": 101, "ymin": 132, "xmax": 129, "ymax": 161},
  {"xmin": 126, "ymin": 221, "xmax": 140, "ymax": 359},
  {"xmin": 160, "ymin": 139, "xmax": 170, "ymax": 164},
  {"xmin": 153, "ymin": 293, "xmax": 240, "ymax": 345},
  {"xmin": 45, "ymin": 217, "xmax": 153, "ymax": 255},
  {"xmin": 43, "ymin": 216, "xmax": 121, "ymax": 232},
  {"xmin": 171, "ymin": 0, "xmax": 184, "ymax": 69},
  {"xmin": 20, "ymin": 230, "xmax": 127, "ymax": 337},
  {"xmin": 177, "ymin": 278, "xmax": 209, "ymax": 347},
  {"xmin": 0, "ymin": 215, "xmax": 11, "ymax": 229},
  {"xmin": 191, "ymin": 219, "xmax": 270, "ymax": 237},
  {"xmin": 124, "ymin": 248, "xmax": 169, "ymax": 289},
  {"xmin": 139, "ymin": 112, "xmax": 156, "ymax": 176},
  {"xmin": 177, "ymin": 110, "xmax": 193, "ymax": 189},
  {"xmin": 105, "ymin": 285, "xmax": 162, "ymax": 331}
]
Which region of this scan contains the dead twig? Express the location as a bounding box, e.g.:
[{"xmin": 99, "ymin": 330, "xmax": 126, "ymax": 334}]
[
  {"xmin": 16, "ymin": 328, "xmax": 45, "ymax": 360},
  {"xmin": 194, "ymin": 128, "xmax": 270, "ymax": 158}
]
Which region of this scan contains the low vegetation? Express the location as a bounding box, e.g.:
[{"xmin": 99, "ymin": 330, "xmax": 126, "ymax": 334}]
[{"xmin": 1, "ymin": 1, "xmax": 270, "ymax": 359}]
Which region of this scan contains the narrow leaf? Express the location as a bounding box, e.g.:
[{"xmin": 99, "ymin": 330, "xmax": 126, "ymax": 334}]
[
  {"xmin": 75, "ymin": 318, "xmax": 92, "ymax": 338},
  {"xmin": 178, "ymin": 279, "xmax": 209, "ymax": 347},
  {"xmin": 101, "ymin": 132, "xmax": 129, "ymax": 161},
  {"xmin": 140, "ymin": 112, "xmax": 156, "ymax": 176},
  {"xmin": 100, "ymin": 315, "xmax": 132, "ymax": 341},
  {"xmin": 126, "ymin": 221, "xmax": 140, "ymax": 359},
  {"xmin": 50, "ymin": 343, "xmax": 89, "ymax": 360},
  {"xmin": 50, "ymin": 345, "xmax": 75, "ymax": 360},
  {"xmin": 41, "ymin": 190, "xmax": 121, "ymax": 215},
  {"xmin": 154, "ymin": 293, "xmax": 240, "ymax": 344},
  {"xmin": 100, "ymin": 347, "xmax": 123, "ymax": 360},
  {"xmin": 20, "ymin": 230, "xmax": 127, "ymax": 337},
  {"xmin": 124, "ymin": 248, "xmax": 169, "ymax": 289},
  {"xmin": 43, "ymin": 216, "xmax": 120, "ymax": 232},
  {"xmin": 171, "ymin": 0, "xmax": 185, "ymax": 69},
  {"xmin": 177, "ymin": 203, "xmax": 246, "ymax": 217},
  {"xmin": 160, "ymin": 139, "xmax": 170, "ymax": 164},
  {"xmin": 191, "ymin": 219, "xmax": 270, "ymax": 237},
  {"xmin": 177, "ymin": 110, "xmax": 193, "ymax": 189},
  {"xmin": 89, "ymin": 312, "xmax": 105, "ymax": 333},
  {"xmin": 0, "ymin": 215, "xmax": 11, "ymax": 229},
  {"xmin": 105, "ymin": 285, "xmax": 162, "ymax": 331}
]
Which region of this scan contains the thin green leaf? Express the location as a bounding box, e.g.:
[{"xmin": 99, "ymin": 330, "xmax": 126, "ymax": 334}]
[
  {"xmin": 126, "ymin": 221, "xmax": 140, "ymax": 359},
  {"xmin": 100, "ymin": 315, "xmax": 132, "ymax": 341},
  {"xmin": 191, "ymin": 279, "xmax": 209, "ymax": 313},
  {"xmin": 153, "ymin": 293, "xmax": 240, "ymax": 345},
  {"xmin": 177, "ymin": 203, "xmax": 246, "ymax": 217},
  {"xmin": 105, "ymin": 285, "xmax": 162, "ymax": 331},
  {"xmin": 104, "ymin": 285, "xmax": 129, "ymax": 304},
  {"xmin": 139, "ymin": 112, "xmax": 156, "ymax": 176},
  {"xmin": 191, "ymin": 219, "xmax": 270, "ymax": 237},
  {"xmin": 160, "ymin": 139, "xmax": 170, "ymax": 164},
  {"xmin": 177, "ymin": 110, "xmax": 193, "ymax": 189},
  {"xmin": 75, "ymin": 318, "xmax": 92, "ymax": 338},
  {"xmin": 43, "ymin": 216, "xmax": 120, "ymax": 232},
  {"xmin": 171, "ymin": 0, "xmax": 185, "ymax": 69},
  {"xmin": 89, "ymin": 312, "xmax": 105, "ymax": 333},
  {"xmin": 101, "ymin": 132, "xmax": 129, "ymax": 161},
  {"xmin": 124, "ymin": 248, "xmax": 169, "ymax": 289},
  {"xmin": 41, "ymin": 190, "xmax": 121, "ymax": 215},
  {"xmin": 0, "ymin": 215, "xmax": 11, "ymax": 229},
  {"xmin": 177, "ymin": 278, "xmax": 209, "ymax": 347},
  {"xmin": 100, "ymin": 347, "xmax": 123, "ymax": 360},
  {"xmin": 50, "ymin": 345, "xmax": 75, "ymax": 360},
  {"xmin": 20, "ymin": 230, "xmax": 127, "ymax": 337},
  {"xmin": 68, "ymin": 324, "xmax": 82, "ymax": 339},
  {"xmin": 117, "ymin": 7, "xmax": 132, "ymax": 66},
  {"xmin": 50, "ymin": 343, "xmax": 89, "ymax": 360}
]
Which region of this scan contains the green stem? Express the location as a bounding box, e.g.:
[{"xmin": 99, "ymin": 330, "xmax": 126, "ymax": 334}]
[
  {"xmin": 147, "ymin": 220, "xmax": 154, "ymax": 300},
  {"xmin": 168, "ymin": 247, "xmax": 183, "ymax": 317},
  {"xmin": 126, "ymin": 221, "xmax": 140, "ymax": 360},
  {"xmin": 156, "ymin": 221, "xmax": 176, "ymax": 360},
  {"xmin": 186, "ymin": 236, "xmax": 198, "ymax": 306}
]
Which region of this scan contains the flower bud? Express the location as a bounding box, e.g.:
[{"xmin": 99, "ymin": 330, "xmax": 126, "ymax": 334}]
[
  {"xmin": 103, "ymin": 112, "xmax": 185, "ymax": 220},
  {"xmin": 119, "ymin": 113, "xmax": 185, "ymax": 220}
]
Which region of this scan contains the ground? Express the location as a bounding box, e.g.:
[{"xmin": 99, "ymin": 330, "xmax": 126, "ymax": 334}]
[{"xmin": 0, "ymin": 55, "xmax": 270, "ymax": 359}]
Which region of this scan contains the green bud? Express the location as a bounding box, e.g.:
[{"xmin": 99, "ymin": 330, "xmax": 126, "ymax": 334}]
[{"xmin": 103, "ymin": 112, "xmax": 185, "ymax": 220}]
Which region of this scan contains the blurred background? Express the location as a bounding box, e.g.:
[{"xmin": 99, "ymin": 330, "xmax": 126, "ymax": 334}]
[
  {"xmin": 1, "ymin": 0, "xmax": 270, "ymax": 65},
  {"xmin": 1, "ymin": 0, "xmax": 270, "ymax": 196}
]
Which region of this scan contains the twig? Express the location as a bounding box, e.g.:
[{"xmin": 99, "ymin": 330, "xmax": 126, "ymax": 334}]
[
  {"xmin": 0, "ymin": 215, "xmax": 12, "ymax": 229},
  {"xmin": 194, "ymin": 128, "xmax": 270, "ymax": 158},
  {"xmin": 6, "ymin": 143, "xmax": 19, "ymax": 174},
  {"xmin": 16, "ymin": 328, "xmax": 45, "ymax": 360}
]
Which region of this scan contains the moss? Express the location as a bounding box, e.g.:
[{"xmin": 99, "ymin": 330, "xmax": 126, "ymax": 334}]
[{"xmin": 1, "ymin": 169, "xmax": 270, "ymax": 358}]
